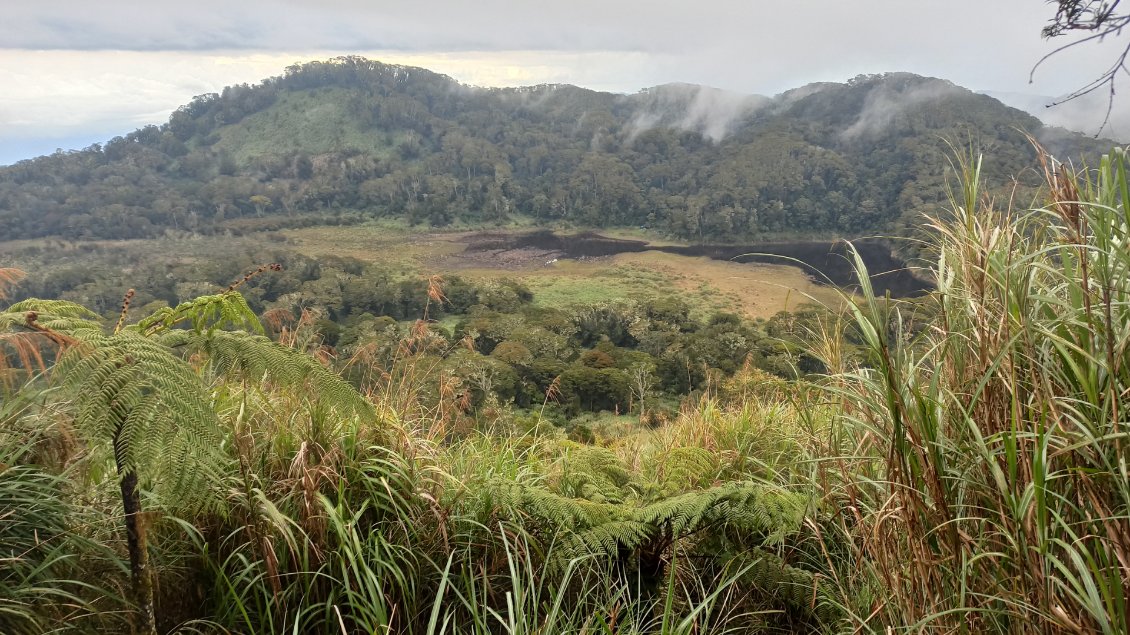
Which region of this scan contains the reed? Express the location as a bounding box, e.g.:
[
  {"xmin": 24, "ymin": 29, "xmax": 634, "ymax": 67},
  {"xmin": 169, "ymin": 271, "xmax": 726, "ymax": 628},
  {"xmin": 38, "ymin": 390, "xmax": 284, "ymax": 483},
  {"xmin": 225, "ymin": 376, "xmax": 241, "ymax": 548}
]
[{"xmin": 812, "ymin": 146, "xmax": 1130, "ymax": 633}]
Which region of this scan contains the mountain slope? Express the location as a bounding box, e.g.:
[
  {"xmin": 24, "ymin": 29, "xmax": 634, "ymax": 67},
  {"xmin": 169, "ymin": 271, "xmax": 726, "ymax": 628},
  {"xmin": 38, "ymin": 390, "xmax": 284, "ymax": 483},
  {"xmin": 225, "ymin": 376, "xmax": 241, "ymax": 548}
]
[{"xmin": 0, "ymin": 57, "xmax": 1114, "ymax": 242}]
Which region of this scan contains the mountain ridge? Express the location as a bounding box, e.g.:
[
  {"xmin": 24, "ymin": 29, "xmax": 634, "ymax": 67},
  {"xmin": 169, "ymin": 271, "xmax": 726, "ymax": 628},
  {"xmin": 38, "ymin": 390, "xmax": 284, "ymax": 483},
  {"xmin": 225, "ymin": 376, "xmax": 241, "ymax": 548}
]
[{"xmin": 0, "ymin": 56, "xmax": 1116, "ymax": 243}]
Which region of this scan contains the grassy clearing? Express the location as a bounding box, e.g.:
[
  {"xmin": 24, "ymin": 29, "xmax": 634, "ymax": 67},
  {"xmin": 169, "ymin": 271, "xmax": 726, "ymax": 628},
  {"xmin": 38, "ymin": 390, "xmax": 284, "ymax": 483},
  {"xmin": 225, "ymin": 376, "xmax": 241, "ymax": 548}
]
[
  {"xmin": 615, "ymin": 252, "xmax": 845, "ymax": 319},
  {"xmin": 283, "ymin": 224, "xmax": 841, "ymax": 319},
  {"xmin": 284, "ymin": 223, "xmax": 467, "ymax": 269},
  {"xmin": 211, "ymin": 88, "xmax": 396, "ymax": 163},
  {"xmin": 0, "ymin": 220, "xmax": 846, "ymax": 323}
]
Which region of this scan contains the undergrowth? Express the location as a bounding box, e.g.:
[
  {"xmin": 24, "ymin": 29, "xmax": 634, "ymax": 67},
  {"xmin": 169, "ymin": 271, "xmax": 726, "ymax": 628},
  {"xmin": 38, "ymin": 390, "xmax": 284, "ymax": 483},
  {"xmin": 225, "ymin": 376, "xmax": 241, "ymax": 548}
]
[{"xmin": 1, "ymin": 145, "xmax": 1127, "ymax": 633}]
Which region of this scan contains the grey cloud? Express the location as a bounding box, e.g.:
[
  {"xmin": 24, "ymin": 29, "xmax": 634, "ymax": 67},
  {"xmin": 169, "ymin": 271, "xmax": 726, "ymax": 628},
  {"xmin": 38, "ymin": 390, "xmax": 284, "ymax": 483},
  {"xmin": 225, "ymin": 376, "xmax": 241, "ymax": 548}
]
[
  {"xmin": 2, "ymin": 0, "xmax": 1124, "ymax": 111},
  {"xmin": 985, "ymin": 91, "xmax": 1130, "ymax": 143},
  {"xmin": 1, "ymin": 0, "xmax": 1127, "ymax": 157},
  {"xmin": 2, "ymin": 1, "xmax": 700, "ymax": 53}
]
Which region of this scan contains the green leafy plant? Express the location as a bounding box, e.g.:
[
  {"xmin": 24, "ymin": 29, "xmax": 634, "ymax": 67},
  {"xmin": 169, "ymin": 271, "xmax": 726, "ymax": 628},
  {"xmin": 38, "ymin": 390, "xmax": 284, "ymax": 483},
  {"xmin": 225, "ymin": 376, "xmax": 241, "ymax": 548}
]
[
  {"xmin": 470, "ymin": 446, "xmax": 834, "ymax": 626},
  {"xmin": 0, "ymin": 273, "xmax": 373, "ymax": 634}
]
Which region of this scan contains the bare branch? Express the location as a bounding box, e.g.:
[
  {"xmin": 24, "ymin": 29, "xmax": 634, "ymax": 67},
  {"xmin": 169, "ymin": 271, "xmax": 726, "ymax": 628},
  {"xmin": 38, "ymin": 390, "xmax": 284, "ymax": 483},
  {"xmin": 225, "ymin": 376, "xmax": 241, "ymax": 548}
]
[{"xmin": 1035, "ymin": 0, "xmax": 1130, "ymax": 137}]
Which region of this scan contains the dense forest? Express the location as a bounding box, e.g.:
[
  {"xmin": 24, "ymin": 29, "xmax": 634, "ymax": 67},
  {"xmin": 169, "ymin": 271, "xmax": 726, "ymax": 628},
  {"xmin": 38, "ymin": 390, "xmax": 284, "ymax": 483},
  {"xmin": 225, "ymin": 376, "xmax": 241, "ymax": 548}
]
[
  {"xmin": 4, "ymin": 236, "xmax": 839, "ymax": 424},
  {"xmin": 0, "ymin": 56, "xmax": 1113, "ymax": 242}
]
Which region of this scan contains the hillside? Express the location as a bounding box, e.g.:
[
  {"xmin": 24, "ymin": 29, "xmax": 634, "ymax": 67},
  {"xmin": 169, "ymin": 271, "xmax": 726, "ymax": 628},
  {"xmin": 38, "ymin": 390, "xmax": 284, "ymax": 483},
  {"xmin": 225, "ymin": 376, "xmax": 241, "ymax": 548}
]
[{"xmin": 0, "ymin": 56, "xmax": 1113, "ymax": 242}]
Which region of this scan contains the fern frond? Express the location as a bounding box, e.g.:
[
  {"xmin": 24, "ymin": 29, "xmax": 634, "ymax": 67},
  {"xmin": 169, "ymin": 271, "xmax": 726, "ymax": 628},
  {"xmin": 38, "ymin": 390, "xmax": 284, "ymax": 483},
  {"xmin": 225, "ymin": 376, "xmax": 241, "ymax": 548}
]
[
  {"xmin": 55, "ymin": 331, "xmax": 226, "ymax": 509},
  {"xmin": 561, "ymin": 520, "xmax": 653, "ymax": 559},
  {"xmin": 0, "ymin": 300, "xmax": 104, "ymax": 386},
  {"xmin": 636, "ymin": 488, "xmax": 719, "ymax": 538},
  {"xmin": 0, "ymin": 299, "xmax": 104, "ymax": 336},
  {"xmin": 135, "ymin": 291, "xmax": 262, "ymax": 336},
  {"xmin": 160, "ymin": 330, "xmax": 373, "ymax": 421},
  {"xmin": 700, "ymin": 482, "xmax": 807, "ymax": 544},
  {"xmin": 653, "ymin": 446, "xmax": 717, "ymax": 494},
  {"xmin": 482, "ymin": 479, "xmax": 615, "ymax": 530},
  {"xmin": 554, "ymin": 443, "xmax": 637, "ymax": 503}
]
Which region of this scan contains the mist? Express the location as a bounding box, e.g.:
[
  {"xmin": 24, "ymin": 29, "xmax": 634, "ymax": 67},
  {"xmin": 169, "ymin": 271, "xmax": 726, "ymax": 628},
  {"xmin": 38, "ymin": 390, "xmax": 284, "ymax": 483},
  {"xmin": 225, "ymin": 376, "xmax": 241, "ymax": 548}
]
[
  {"xmin": 839, "ymin": 76, "xmax": 967, "ymax": 141},
  {"xmin": 985, "ymin": 90, "xmax": 1130, "ymax": 143},
  {"xmin": 624, "ymin": 83, "xmax": 768, "ymax": 142}
]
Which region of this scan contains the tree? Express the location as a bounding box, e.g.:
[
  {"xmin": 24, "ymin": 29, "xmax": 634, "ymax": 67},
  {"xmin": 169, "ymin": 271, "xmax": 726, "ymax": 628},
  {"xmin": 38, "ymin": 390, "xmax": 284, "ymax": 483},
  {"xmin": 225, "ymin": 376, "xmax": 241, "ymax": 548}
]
[
  {"xmin": 0, "ymin": 277, "xmax": 372, "ymax": 634},
  {"xmin": 628, "ymin": 361, "xmax": 656, "ymax": 418},
  {"xmin": 249, "ymin": 194, "xmax": 272, "ymax": 217},
  {"xmin": 1037, "ymin": 0, "xmax": 1130, "ymax": 134}
]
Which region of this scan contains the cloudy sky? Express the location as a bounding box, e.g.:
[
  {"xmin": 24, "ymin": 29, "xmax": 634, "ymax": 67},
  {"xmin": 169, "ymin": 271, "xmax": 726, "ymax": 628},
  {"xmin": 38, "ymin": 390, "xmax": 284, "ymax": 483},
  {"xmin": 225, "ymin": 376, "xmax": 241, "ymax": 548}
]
[{"xmin": 2, "ymin": 1, "xmax": 1126, "ymax": 165}]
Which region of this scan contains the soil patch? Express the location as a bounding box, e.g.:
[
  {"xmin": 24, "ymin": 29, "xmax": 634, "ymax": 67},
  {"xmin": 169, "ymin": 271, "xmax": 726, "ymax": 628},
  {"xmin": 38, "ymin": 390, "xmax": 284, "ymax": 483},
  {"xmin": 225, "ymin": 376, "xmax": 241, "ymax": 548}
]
[{"xmin": 465, "ymin": 231, "xmax": 931, "ymax": 298}]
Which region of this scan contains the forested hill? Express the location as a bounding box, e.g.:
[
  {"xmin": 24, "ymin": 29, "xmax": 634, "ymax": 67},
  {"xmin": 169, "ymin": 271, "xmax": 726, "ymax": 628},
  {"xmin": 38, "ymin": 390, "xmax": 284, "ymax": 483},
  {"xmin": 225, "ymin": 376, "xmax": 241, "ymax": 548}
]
[{"xmin": 0, "ymin": 56, "xmax": 1112, "ymax": 242}]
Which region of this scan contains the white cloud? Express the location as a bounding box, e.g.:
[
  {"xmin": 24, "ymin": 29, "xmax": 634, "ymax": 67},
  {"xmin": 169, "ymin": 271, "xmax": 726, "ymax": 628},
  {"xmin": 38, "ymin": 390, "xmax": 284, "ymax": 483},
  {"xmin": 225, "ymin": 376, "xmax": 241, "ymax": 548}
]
[
  {"xmin": 0, "ymin": 1, "xmax": 1126, "ymax": 163},
  {"xmin": 840, "ymin": 79, "xmax": 966, "ymax": 141},
  {"xmin": 0, "ymin": 49, "xmax": 668, "ymax": 139}
]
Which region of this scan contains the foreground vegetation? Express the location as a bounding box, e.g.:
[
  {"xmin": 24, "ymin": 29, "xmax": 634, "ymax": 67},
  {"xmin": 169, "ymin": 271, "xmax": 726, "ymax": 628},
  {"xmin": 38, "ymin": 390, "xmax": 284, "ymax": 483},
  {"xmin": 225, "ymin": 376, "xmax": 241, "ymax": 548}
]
[{"xmin": 2, "ymin": 146, "xmax": 1128, "ymax": 634}]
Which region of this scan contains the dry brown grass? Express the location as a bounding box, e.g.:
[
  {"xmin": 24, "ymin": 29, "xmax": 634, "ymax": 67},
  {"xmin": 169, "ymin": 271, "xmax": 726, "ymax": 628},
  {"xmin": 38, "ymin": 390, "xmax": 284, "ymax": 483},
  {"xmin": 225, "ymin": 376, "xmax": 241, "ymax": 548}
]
[
  {"xmin": 282, "ymin": 225, "xmax": 844, "ymax": 319},
  {"xmin": 0, "ymin": 268, "xmax": 26, "ymax": 301},
  {"xmin": 614, "ymin": 252, "xmax": 846, "ymax": 319}
]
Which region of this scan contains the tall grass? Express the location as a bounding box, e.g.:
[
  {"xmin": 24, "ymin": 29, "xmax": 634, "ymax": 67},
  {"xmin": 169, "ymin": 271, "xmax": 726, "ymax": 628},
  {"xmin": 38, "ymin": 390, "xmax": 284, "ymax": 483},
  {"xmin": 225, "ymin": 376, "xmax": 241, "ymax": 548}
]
[
  {"xmin": 0, "ymin": 387, "xmax": 128, "ymax": 635},
  {"xmin": 814, "ymin": 146, "xmax": 1130, "ymax": 632},
  {"xmin": 3, "ymin": 149, "xmax": 1128, "ymax": 634}
]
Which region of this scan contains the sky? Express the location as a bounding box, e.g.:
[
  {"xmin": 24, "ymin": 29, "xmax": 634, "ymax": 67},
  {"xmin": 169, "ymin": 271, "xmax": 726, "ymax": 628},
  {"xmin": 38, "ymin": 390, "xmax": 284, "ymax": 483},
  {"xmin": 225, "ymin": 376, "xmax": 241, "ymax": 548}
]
[{"xmin": 1, "ymin": 1, "xmax": 1127, "ymax": 165}]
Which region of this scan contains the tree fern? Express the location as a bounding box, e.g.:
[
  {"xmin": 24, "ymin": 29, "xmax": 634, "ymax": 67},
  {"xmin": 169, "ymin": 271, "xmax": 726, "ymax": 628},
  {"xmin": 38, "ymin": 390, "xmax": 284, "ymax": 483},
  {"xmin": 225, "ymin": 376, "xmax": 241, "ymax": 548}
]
[
  {"xmin": 53, "ymin": 333, "xmax": 230, "ymax": 529},
  {"xmin": 161, "ymin": 330, "xmax": 373, "ymax": 420},
  {"xmin": 0, "ymin": 299, "xmax": 104, "ymax": 339},
  {"xmin": 0, "ymin": 283, "xmax": 374, "ymax": 634},
  {"xmin": 0, "ymin": 300, "xmax": 105, "ymax": 387},
  {"xmin": 135, "ymin": 291, "xmax": 263, "ymax": 336},
  {"xmin": 649, "ymin": 446, "xmax": 717, "ymax": 496},
  {"xmin": 484, "ymin": 479, "xmax": 615, "ymax": 531},
  {"xmin": 468, "ymin": 447, "xmax": 828, "ymax": 624},
  {"xmin": 554, "ymin": 443, "xmax": 637, "ymax": 503}
]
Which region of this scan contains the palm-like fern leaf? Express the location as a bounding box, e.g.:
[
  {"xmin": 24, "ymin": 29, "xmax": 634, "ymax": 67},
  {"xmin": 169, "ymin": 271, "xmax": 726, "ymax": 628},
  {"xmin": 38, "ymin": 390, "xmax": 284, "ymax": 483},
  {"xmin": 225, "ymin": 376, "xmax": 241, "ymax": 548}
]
[
  {"xmin": 555, "ymin": 444, "xmax": 637, "ymax": 503},
  {"xmin": 55, "ymin": 332, "xmax": 224, "ymax": 506},
  {"xmin": 480, "ymin": 472, "xmax": 827, "ymax": 623},
  {"xmin": 135, "ymin": 291, "xmax": 262, "ymax": 335},
  {"xmin": 1, "ymin": 300, "xmax": 104, "ymax": 385},
  {"xmin": 652, "ymin": 446, "xmax": 717, "ymax": 494},
  {"xmin": 0, "ymin": 299, "xmax": 104, "ymax": 337},
  {"xmin": 160, "ymin": 330, "xmax": 373, "ymax": 421}
]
